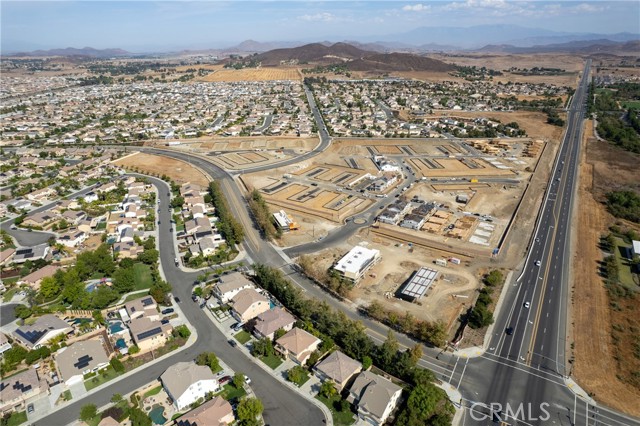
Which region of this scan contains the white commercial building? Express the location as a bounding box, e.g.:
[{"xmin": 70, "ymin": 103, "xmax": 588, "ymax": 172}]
[{"xmin": 333, "ymin": 246, "xmax": 381, "ymax": 283}]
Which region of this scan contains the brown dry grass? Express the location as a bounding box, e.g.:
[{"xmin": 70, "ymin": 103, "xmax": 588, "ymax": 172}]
[
  {"xmin": 113, "ymin": 152, "xmax": 209, "ymax": 186},
  {"xmin": 198, "ymin": 67, "xmax": 301, "ymax": 82},
  {"xmin": 571, "ymin": 120, "xmax": 640, "ymax": 417}
]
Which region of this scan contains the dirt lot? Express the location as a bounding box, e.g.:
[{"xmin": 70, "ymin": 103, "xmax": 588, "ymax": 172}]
[
  {"xmin": 571, "ymin": 120, "xmax": 640, "ymax": 416},
  {"xmin": 198, "ymin": 67, "xmax": 301, "ymax": 82},
  {"xmin": 113, "ymin": 152, "xmax": 209, "ymax": 186},
  {"xmin": 307, "ymin": 231, "xmax": 480, "ymax": 330}
]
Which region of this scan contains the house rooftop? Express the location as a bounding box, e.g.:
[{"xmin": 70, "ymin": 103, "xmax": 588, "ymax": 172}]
[{"xmin": 161, "ymin": 362, "xmax": 216, "ymax": 400}]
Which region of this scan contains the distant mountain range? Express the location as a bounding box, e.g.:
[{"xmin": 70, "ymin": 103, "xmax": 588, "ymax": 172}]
[
  {"xmin": 9, "ymin": 47, "xmax": 130, "ymax": 58},
  {"xmin": 3, "ymin": 24, "xmax": 638, "ymax": 58},
  {"xmin": 476, "ymin": 39, "xmax": 640, "ymax": 54}
]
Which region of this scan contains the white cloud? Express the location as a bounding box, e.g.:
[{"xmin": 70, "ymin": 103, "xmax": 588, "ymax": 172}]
[
  {"xmin": 402, "ymin": 4, "xmax": 431, "ymax": 12},
  {"xmin": 571, "ymin": 3, "xmax": 606, "ymax": 13},
  {"xmin": 298, "ymin": 12, "xmax": 337, "ymax": 22}
]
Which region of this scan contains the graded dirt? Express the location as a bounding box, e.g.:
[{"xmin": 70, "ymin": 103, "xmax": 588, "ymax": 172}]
[
  {"xmin": 113, "ymin": 152, "xmax": 209, "ymax": 186},
  {"xmin": 571, "ymin": 120, "xmax": 640, "ymax": 417}
]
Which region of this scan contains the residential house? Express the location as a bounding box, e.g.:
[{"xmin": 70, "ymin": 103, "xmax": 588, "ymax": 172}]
[
  {"xmin": 8, "ymin": 199, "xmax": 32, "ymax": 211},
  {"xmin": 377, "ymin": 208, "xmax": 401, "ymax": 225},
  {"xmin": 124, "ymin": 296, "xmax": 159, "ymax": 322},
  {"xmin": 0, "ymin": 248, "xmax": 15, "ymax": 266},
  {"xmin": 13, "ymin": 314, "xmax": 73, "ymax": 349},
  {"xmin": 190, "ymin": 235, "xmax": 224, "ymax": 257},
  {"xmin": 214, "ymin": 272, "xmax": 255, "ymax": 303},
  {"xmin": 61, "ymin": 209, "xmax": 86, "ymax": 225},
  {"xmin": 0, "ymin": 333, "xmax": 12, "ymax": 354},
  {"xmin": 83, "ymin": 192, "xmax": 99, "ymax": 203},
  {"xmin": 174, "ymin": 396, "xmax": 234, "ymax": 426},
  {"xmin": 12, "ymin": 244, "xmax": 50, "ymax": 264},
  {"xmin": 252, "ymin": 307, "xmax": 296, "ymax": 341},
  {"xmin": 129, "ymin": 317, "xmax": 172, "ymax": 352},
  {"xmin": 275, "ymin": 327, "xmax": 321, "ymax": 365},
  {"xmin": 346, "ymin": 371, "xmax": 403, "ymax": 426},
  {"xmin": 25, "ymin": 187, "xmax": 57, "ymax": 202},
  {"xmin": 97, "ymin": 417, "xmax": 121, "ymax": 426},
  {"xmin": 56, "ymin": 339, "xmax": 110, "ymax": 385},
  {"xmin": 113, "ymin": 241, "xmax": 144, "ymax": 259},
  {"xmin": 22, "ymin": 211, "xmax": 58, "ymax": 228},
  {"xmin": 400, "ymin": 214, "xmax": 426, "ymax": 230},
  {"xmin": 161, "ymin": 362, "xmax": 220, "ymax": 411},
  {"xmin": 19, "ymin": 265, "xmax": 60, "ymax": 289},
  {"xmin": 119, "ymin": 227, "xmax": 135, "ymax": 243},
  {"xmin": 56, "ymin": 230, "xmax": 88, "ymax": 248},
  {"xmin": 0, "ymin": 368, "xmax": 49, "ymax": 414},
  {"xmin": 230, "ymin": 288, "xmax": 270, "ymax": 324},
  {"xmin": 314, "ymin": 351, "xmax": 363, "ymax": 391}
]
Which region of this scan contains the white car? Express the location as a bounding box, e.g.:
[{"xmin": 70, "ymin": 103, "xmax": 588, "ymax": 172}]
[
  {"xmin": 535, "ymin": 260, "xmax": 541, "ymax": 267},
  {"xmin": 524, "ymin": 302, "xmax": 530, "ymax": 309}
]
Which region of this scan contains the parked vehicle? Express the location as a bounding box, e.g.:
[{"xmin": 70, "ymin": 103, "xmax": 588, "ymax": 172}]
[{"xmin": 161, "ymin": 308, "xmax": 174, "ymax": 315}]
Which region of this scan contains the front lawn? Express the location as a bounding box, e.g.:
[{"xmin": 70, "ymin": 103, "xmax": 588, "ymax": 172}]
[
  {"xmin": 234, "ymin": 330, "xmax": 251, "ymax": 344},
  {"xmin": 260, "ymin": 353, "xmax": 283, "ymax": 370},
  {"xmin": 84, "ymin": 366, "xmax": 123, "ymax": 390},
  {"xmin": 316, "ymin": 394, "xmax": 355, "ymax": 426},
  {"xmin": 132, "ymin": 263, "xmax": 153, "ymax": 290},
  {"xmin": 5, "ymin": 411, "xmax": 27, "ymax": 426},
  {"xmin": 219, "ymin": 383, "xmax": 246, "ymax": 401}
]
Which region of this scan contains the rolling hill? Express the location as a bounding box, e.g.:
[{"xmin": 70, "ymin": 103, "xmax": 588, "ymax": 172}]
[{"xmin": 9, "ymin": 47, "xmax": 130, "ymax": 58}]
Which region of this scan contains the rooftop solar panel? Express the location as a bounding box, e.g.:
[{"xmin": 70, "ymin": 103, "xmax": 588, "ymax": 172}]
[{"xmin": 137, "ymin": 327, "xmax": 162, "ymax": 340}]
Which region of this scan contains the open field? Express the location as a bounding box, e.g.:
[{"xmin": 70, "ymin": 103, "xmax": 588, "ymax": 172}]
[
  {"xmin": 198, "ymin": 67, "xmax": 301, "ymax": 82},
  {"xmin": 112, "ymin": 152, "xmax": 209, "ymax": 186},
  {"xmin": 571, "ymin": 120, "xmax": 640, "ymax": 417}
]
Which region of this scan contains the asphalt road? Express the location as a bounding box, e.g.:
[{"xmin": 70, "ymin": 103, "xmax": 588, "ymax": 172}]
[
  {"xmin": 0, "ymin": 303, "xmax": 19, "ymax": 326},
  {"xmin": 33, "ymin": 176, "xmax": 326, "ymax": 426}
]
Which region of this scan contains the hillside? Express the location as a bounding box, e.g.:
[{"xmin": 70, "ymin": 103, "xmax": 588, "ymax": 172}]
[
  {"xmin": 254, "ymin": 42, "xmax": 371, "ymax": 65},
  {"xmin": 345, "ymin": 52, "xmax": 455, "ymax": 72},
  {"xmin": 476, "ymin": 39, "xmax": 640, "ymax": 54}
]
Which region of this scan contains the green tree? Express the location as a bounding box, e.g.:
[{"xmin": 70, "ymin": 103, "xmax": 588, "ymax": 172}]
[
  {"xmin": 138, "ymin": 249, "xmax": 159, "ymax": 265},
  {"xmin": 319, "ymin": 380, "xmax": 337, "ymax": 399},
  {"xmin": 377, "ymin": 330, "xmax": 399, "ymax": 371},
  {"xmin": 14, "ymin": 304, "xmax": 32, "ymax": 319},
  {"xmin": 251, "ymin": 337, "xmax": 274, "ymax": 357},
  {"xmin": 237, "ymin": 398, "xmax": 264, "ymax": 426},
  {"xmin": 233, "ymin": 372, "xmax": 245, "ymax": 389},
  {"xmin": 128, "ymin": 345, "xmax": 140, "ymax": 355},
  {"xmin": 129, "ymin": 407, "xmax": 152, "ymax": 426},
  {"xmin": 287, "ymin": 365, "xmax": 308, "ymax": 385},
  {"xmin": 173, "ymin": 325, "xmax": 191, "ymax": 338},
  {"xmin": 149, "ymin": 279, "xmax": 172, "ymax": 304},
  {"xmin": 196, "ymin": 352, "xmax": 220, "ymax": 373},
  {"xmin": 80, "ymin": 404, "xmax": 97, "ymax": 422},
  {"xmin": 39, "ymin": 276, "xmax": 61, "ymax": 299},
  {"xmin": 110, "ymin": 357, "xmax": 125, "ymax": 373},
  {"xmin": 113, "ymin": 267, "xmax": 135, "ymax": 293},
  {"xmin": 111, "ymin": 393, "xmax": 123, "ymax": 404},
  {"xmin": 362, "ymin": 355, "xmax": 372, "ymax": 371}
]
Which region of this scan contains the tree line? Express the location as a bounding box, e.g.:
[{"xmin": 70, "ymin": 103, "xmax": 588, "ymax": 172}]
[
  {"xmin": 208, "ymin": 181, "xmax": 244, "ymax": 246},
  {"xmin": 251, "ymin": 264, "xmax": 454, "ymax": 425}
]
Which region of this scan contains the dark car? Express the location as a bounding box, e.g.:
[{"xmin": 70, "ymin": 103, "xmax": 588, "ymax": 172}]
[
  {"xmin": 161, "ymin": 319, "xmax": 170, "ymax": 325},
  {"xmin": 505, "ymin": 327, "xmax": 514, "ymax": 335},
  {"xmin": 27, "ymin": 404, "xmax": 34, "ymax": 413},
  {"xmin": 174, "ymin": 297, "xmax": 181, "ymax": 303},
  {"xmin": 228, "ymin": 339, "xmax": 237, "ymax": 347},
  {"xmin": 219, "ymin": 375, "xmax": 233, "ymax": 384},
  {"xmin": 230, "ymin": 322, "xmax": 240, "ymax": 330},
  {"xmin": 192, "ymin": 294, "xmax": 198, "ymax": 303},
  {"xmin": 161, "ymin": 308, "xmax": 174, "ymax": 315}
]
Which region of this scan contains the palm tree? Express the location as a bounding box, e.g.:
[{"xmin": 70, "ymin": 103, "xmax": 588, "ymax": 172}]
[{"xmin": 319, "ymin": 380, "xmax": 337, "ymax": 399}]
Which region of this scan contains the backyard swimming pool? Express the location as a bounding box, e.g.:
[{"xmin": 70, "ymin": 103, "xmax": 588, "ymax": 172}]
[
  {"xmin": 108, "ymin": 320, "xmax": 125, "ymax": 334},
  {"xmin": 149, "ymin": 405, "xmax": 167, "ymax": 425}
]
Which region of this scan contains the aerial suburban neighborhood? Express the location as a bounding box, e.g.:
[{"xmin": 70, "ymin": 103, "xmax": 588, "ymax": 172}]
[{"xmin": 1, "ymin": 2, "xmax": 640, "ymax": 426}]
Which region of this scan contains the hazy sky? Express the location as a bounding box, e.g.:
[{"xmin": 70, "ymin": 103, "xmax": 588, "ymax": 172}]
[{"xmin": 2, "ymin": 1, "xmax": 639, "ymax": 52}]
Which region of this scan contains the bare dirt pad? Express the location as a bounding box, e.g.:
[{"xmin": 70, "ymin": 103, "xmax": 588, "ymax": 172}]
[
  {"xmin": 198, "ymin": 67, "xmax": 301, "ymax": 82},
  {"xmin": 571, "ymin": 121, "xmax": 640, "ymax": 417},
  {"xmin": 113, "ymin": 152, "xmax": 209, "ymax": 186}
]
